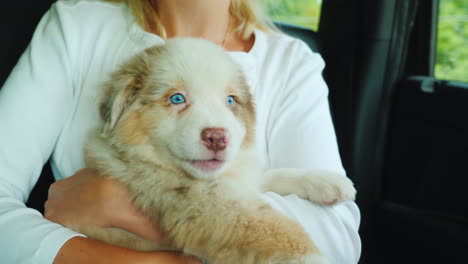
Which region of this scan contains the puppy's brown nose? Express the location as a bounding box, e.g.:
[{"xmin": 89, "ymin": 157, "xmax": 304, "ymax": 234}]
[{"xmin": 201, "ymin": 128, "xmax": 228, "ymax": 152}]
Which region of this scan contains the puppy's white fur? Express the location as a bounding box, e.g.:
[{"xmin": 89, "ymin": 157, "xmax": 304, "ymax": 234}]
[{"xmin": 72, "ymin": 38, "xmax": 355, "ymax": 264}]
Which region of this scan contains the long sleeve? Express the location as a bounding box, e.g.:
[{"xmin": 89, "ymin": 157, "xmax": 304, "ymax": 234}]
[
  {"xmin": 0, "ymin": 4, "xmax": 84, "ymax": 263},
  {"xmin": 261, "ymin": 40, "xmax": 361, "ymax": 263}
]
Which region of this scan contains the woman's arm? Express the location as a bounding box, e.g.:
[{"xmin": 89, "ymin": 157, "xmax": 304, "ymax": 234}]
[
  {"xmin": 54, "ymin": 237, "xmax": 202, "ymax": 264},
  {"xmin": 0, "ymin": 3, "xmax": 81, "ymax": 263},
  {"xmin": 263, "ymin": 40, "xmax": 361, "ymax": 263}
]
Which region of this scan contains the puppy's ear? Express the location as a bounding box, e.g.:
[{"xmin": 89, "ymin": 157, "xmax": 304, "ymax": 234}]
[
  {"xmin": 100, "ymin": 50, "xmax": 153, "ymax": 134},
  {"xmin": 100, "ymin": 77, "xmax": 141, "ymax": 133}
]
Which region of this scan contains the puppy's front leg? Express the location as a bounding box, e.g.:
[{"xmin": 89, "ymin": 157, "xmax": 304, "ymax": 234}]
[
  {"xmin": 262, "ymin": 169, "xmax": 356, "ymax": 205},
  {"xmin": 156, "ymin": 180, "xmax": 328, "ymax": 264}
]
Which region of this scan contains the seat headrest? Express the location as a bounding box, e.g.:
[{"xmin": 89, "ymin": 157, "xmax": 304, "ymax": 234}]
[{"xmin": 275, "ymin": 22, "xmax": 321, "ymax": 53}]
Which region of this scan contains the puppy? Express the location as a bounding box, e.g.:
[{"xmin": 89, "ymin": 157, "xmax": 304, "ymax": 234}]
[{"xmin": 75, "ymin": 38, "xmax": 356, "ymax": 264}]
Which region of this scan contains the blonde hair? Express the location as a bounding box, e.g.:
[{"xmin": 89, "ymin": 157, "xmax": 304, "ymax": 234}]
[{"xmin": 105, "ymin": 0, "xmax": 276, "ymax": 39}]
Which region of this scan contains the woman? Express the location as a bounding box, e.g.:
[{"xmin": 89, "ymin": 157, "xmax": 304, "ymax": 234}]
[{"xmin": 0, "ymin": 0, "xmax": 361, "ymax": 263}]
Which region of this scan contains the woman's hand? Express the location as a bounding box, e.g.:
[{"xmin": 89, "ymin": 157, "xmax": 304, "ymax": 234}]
[{"xmin": 44, "ymin": 168, "xmax": 168, "ymax": 244}]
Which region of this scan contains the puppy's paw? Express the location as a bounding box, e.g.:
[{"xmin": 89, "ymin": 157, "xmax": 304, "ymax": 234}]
[
  {"xmin": 302, "ymin": 171, "xmax": 356, "ymax": 205},
  {"xmin": 301, "ymin": 171, "xmax": 356, "ymax": 205},
  {"xmin": 264, "ymin": 169, "xmax": 356, "ymax": 205}
]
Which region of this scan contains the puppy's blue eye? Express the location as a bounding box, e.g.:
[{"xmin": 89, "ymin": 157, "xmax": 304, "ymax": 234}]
[
  {"xmin": 170, "ymin": 93, "xmax": 185, "ymax": 104},
  {"xmin": 226, "ymin": 96, "xmax": 236, "ymax": 106}
]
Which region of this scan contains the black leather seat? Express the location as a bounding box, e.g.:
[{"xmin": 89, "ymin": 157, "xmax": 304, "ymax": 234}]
[{"xmin": 276, "ymin": 22, "xmax": 321, "ymax": 53}]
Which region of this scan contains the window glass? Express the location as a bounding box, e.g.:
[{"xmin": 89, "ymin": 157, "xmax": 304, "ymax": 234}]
[
  {"xmin": 435, "ymin": 0, "xmax": 468, "ymax": 83},
  {"xmin": 261, "ymin": 0, "xmax": 322, "ymax": 31}
]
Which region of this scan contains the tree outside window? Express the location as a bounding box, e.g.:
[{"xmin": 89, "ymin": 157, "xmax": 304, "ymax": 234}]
[
  {"xmin": 261, "ymin": 0, "xmax": 322, "ymax": 31},
  {"xmin": 435, "ymin": 0, "xmax": 468, "ymax": 83}
]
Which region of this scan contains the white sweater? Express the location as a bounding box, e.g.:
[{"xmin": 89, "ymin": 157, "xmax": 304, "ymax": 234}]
[{"xmin": 0, "ymin": 0, "xmax": 361, "ymax": 263}]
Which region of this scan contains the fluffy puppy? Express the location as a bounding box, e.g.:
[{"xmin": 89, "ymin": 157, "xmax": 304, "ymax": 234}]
[{"xmin": 75, "ymin": 38, "xmax": 356, "ymax": 264}]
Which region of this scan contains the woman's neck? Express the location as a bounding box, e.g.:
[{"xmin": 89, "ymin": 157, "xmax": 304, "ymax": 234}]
[
  {"xmin": 155, "ymin": 0, "xmax": 231, "ymax": 43},
  {"xmin": 153, "ymin": 0, "xmax": 254, "ymax": 52}
]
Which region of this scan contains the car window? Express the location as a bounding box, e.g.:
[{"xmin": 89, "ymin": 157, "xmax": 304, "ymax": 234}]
[
  {"xmin": 261, "ymin": 0, "xmax": 322, "ymax": 31},
  {"xmin": 435, "ymin": 0, "xmax": 468, "ymax": 83}
]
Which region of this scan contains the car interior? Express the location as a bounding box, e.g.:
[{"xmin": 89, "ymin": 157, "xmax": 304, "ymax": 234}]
[{"xmin": 2, "ymin": 1, "xmax": 467, "ymax": 263}]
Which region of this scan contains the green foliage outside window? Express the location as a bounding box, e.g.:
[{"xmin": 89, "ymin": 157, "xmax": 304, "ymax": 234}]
[
  {"xmin": 435, "ymin": 0, "xmax": 468, "ymax": 83},
  {"xmin": 261, "ymin": 0, "xmax": 322, "ymax": 31}
]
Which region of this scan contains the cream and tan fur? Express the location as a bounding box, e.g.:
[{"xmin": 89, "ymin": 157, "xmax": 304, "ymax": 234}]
[{"xmin": 72, "ymin": 38, "xmax": 356, "ymax": 264}]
